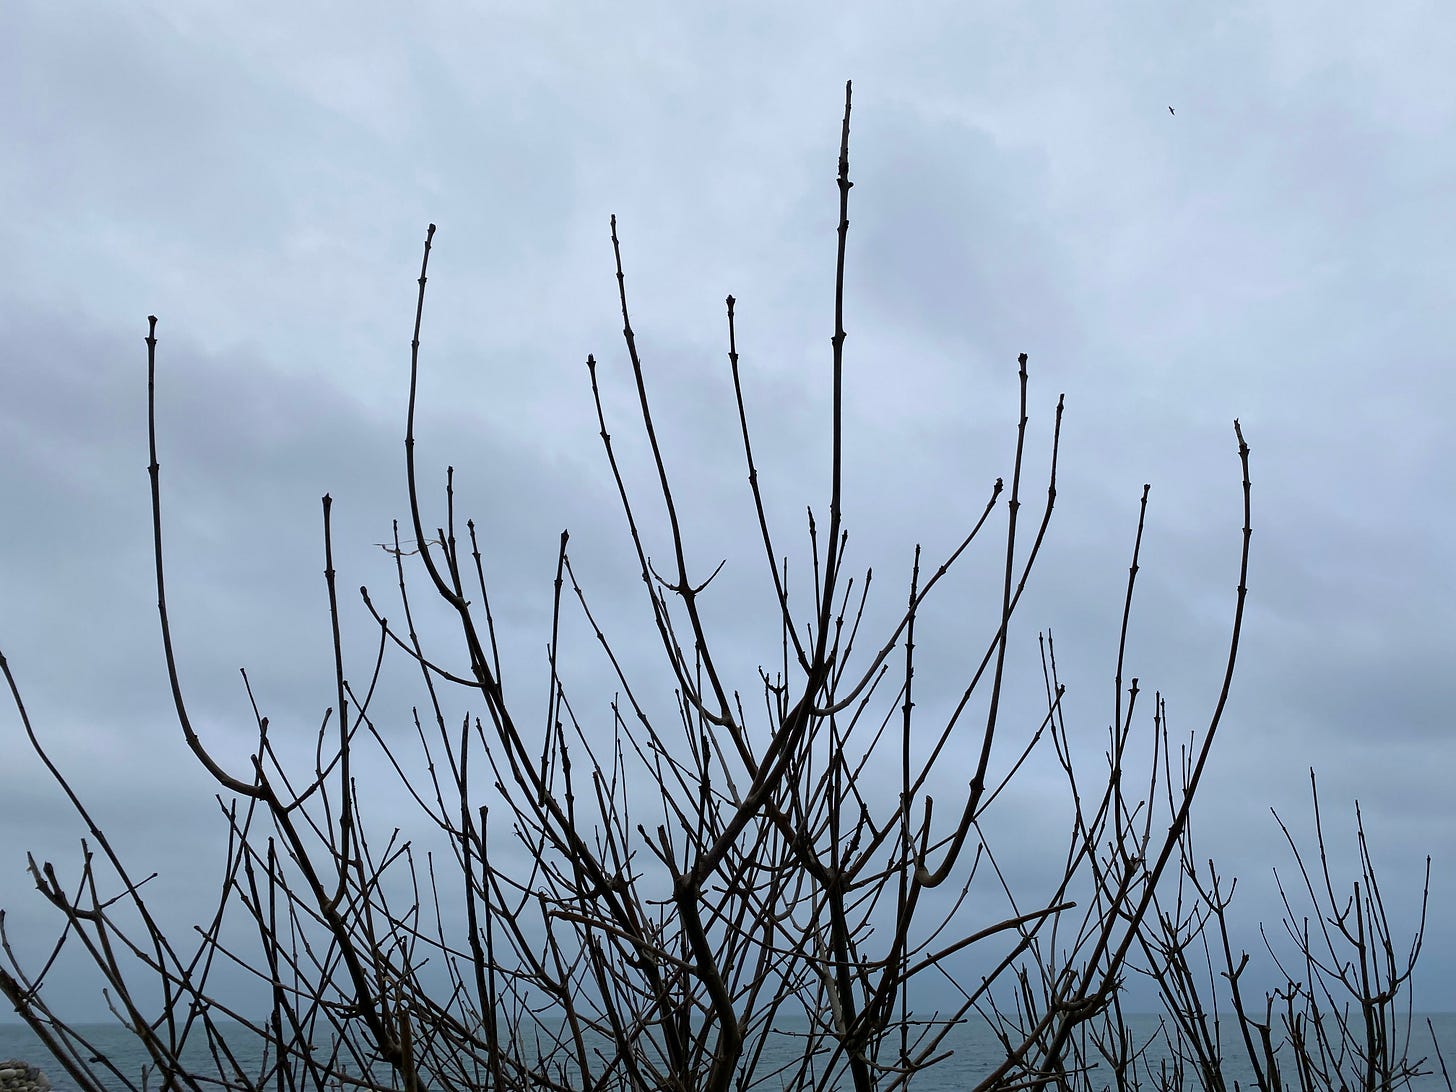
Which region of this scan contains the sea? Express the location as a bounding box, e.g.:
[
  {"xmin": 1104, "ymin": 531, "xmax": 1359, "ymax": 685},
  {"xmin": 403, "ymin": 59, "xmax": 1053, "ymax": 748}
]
[{"xmin": 2, "ymin": 1014, "xmax": 1452, "ymax": 1091}]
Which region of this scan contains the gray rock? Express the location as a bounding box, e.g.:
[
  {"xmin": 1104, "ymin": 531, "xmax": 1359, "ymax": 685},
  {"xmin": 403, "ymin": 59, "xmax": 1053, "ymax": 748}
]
[{"xmin": 0, "ymin": 1061, "xmax": 48, "ymax": 1092}]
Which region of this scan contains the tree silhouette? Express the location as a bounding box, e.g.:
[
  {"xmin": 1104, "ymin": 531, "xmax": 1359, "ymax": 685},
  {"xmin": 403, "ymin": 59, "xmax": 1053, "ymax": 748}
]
[{"xmin": 3, "ymin": 81, "xmax": 1445, "ymax": 1092}]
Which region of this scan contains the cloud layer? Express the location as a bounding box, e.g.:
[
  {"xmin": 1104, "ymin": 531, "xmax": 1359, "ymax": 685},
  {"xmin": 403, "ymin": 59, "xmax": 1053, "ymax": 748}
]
[{"xmin": 3, "ymin": 2, "xmax": 1453, "ymax": 1020}]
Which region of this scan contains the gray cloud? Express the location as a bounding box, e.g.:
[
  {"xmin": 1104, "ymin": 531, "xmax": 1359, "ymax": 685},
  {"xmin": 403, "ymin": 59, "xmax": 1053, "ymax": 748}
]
[{"xmin": 3, "ymin": 1, "xmax": 1452, "ymax": 1026}]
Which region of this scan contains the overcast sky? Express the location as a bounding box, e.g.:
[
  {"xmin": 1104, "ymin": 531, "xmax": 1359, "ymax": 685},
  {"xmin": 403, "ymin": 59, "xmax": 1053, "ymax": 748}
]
[{"xmin": 3, "ymin": 1, "xmax": 1453, "ymax": 1031}]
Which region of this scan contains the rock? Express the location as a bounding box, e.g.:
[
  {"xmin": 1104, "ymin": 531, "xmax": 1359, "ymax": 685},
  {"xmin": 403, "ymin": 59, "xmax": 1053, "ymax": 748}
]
[{"xmin": 0, "ymin": 1060, "xmax": 49, "ymax": 1092}]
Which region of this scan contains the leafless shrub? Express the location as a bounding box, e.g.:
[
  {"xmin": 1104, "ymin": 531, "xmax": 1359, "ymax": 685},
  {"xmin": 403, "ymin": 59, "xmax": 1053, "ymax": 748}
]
[
  {"xmin": 1071, "ymin": 764, "xmax": 1449, "ymax": 1092},
  {"xmin": 14, "ymin": 81, "xmax": 1414, "ymax": 1092}
]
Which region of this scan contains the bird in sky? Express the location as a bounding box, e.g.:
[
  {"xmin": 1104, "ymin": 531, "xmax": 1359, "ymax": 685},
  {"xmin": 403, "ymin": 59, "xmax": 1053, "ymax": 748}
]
[{"xmin": 1168, "ymin": 106, "xmax": 1175, "ymax": 115}]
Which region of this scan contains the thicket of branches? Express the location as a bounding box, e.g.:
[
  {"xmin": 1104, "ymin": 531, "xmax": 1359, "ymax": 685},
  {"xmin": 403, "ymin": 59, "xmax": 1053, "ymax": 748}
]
[{"xmin": 2, "ymin": 83, "xmax": 1447, "ymax": 1092}]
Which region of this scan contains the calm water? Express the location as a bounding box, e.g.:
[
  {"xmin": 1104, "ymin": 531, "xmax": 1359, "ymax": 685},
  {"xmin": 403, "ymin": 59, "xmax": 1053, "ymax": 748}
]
[{"xmin": 2, "ymin": 1014, "xmax": 1452, "ymax": 1091}]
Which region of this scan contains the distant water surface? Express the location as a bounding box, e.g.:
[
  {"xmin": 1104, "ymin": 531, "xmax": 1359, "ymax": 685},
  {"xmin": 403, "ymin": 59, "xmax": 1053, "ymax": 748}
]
[{"xmin": 2, "ymin": 1015, "xmax": 1452, "ymax": 1091}]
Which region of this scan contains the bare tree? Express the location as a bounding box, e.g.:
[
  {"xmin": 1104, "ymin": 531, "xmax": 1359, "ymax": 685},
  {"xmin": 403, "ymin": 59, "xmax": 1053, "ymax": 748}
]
[
  {"xmin": 0, "ymin": 82, "xmax": 1288, "ymax": 1092},
  {"xmin": 1065, "ymin": 763, "xmax": 1450, "ymax": 1092}
]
